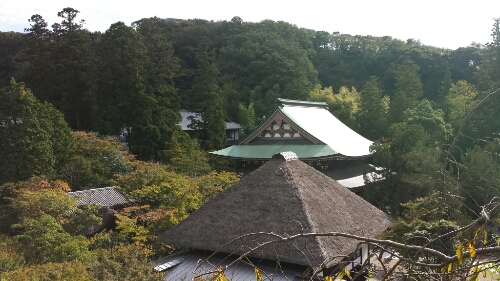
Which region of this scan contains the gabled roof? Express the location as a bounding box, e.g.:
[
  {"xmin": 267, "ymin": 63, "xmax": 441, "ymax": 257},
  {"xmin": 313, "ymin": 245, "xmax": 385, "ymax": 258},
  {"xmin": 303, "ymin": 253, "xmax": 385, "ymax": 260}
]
[
  {"xmin": 211, "ymin": 98, "xmax": 372, "ymax": 159},
  {"xmin": 157, "ymin": 152, "xmax": 391, "ymax": 268},
  {"xmin": 278, "ymin": 98, "xmax": 372, "ymax": 157},
  {"xmin": 68, "ymin": 186, "xmax": 130, "ymax": 208},
  {"xmin": 178, "ymin": 109, "xmax": 241, "ymax": 131}
]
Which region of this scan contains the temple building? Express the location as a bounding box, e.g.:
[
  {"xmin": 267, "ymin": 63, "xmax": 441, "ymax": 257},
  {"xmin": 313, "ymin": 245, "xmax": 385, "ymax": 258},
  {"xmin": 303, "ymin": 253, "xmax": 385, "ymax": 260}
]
[
  {"xmin": 156, "ymin": 152, "xmax": 391, "ymax": 280},
  {"xmin": 211, "ymin": 98, "xmax": 377, "ymax": 188},
  {"xmin": 178, "ymin": 109, "xmax": 241, "ymax": 146}
]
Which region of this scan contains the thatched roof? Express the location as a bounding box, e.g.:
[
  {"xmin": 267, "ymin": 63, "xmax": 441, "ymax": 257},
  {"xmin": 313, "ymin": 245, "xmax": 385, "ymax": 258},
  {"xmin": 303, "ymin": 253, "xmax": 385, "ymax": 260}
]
[{"xmin": 157, "ymin": 152, "xmax": 391, "ymax": 268}]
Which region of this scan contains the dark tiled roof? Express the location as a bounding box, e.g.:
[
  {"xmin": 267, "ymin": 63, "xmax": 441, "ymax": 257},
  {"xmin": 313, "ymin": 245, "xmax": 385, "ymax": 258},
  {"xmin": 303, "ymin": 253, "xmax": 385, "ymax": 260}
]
[
  {"xmin": 68, "ymin": 186, "xmax": 130, "ymax": 207},
  {"xmin": 158, "ymin": 250, "xmax": 308, "ymax": 281}
]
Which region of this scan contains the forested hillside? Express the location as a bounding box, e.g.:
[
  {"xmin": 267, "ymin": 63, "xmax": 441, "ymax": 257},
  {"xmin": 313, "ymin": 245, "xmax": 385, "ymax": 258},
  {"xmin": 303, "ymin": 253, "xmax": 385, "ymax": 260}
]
[{"xmin": 1, "ymin": 7, "xmax": 500, "ymax": 280}]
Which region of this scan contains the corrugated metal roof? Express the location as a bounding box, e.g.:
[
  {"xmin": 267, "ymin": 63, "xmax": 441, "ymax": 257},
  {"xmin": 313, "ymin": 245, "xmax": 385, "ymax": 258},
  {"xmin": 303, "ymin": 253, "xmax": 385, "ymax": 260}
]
[
  {"xmin": 159, "ymin": 250, "xmax": 308, "ymax": 281},
  {"xmin": 68, "ymin": 187, "xmax": 130, "ymax": 207},
  {"xmin": 279, "ymin": 103, "xmax": 372, "ymax": 157},
  {"xmin": 211, "ymin": 144, "xmax": 339, "ymax": 159}
]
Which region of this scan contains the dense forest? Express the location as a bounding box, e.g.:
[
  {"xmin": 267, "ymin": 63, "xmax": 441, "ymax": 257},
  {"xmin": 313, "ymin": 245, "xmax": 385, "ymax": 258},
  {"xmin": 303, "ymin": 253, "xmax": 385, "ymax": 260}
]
[{"xmin": 1, "ymin": 7, "xmax": 500, "ymax": 280}]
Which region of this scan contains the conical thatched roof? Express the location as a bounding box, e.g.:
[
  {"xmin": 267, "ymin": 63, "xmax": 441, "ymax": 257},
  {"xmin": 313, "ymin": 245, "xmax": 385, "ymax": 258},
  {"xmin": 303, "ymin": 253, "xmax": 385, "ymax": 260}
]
[{"xmin": 158, "ymin": 152, "xmax": 391, "ymax": 268}]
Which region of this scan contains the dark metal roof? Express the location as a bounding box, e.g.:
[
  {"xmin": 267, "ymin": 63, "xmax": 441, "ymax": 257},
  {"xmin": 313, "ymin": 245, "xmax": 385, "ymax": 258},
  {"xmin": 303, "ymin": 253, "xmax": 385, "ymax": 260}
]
[
  {"xmin": 178, "ymin": 109, "xmax": 241, "ymax": 131},
  {"xmin": 158, "ymin": 250, "xmax": 308, "ymax": 281},
  {"xmin": 68, "ymin": 186, "xmax": 130, "ymax": 207}
]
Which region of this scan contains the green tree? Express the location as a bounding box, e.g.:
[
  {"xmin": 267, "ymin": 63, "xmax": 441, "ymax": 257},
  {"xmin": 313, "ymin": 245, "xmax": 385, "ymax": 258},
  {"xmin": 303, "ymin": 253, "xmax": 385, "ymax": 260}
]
[
  {"xmin": 404, "ymin": 99, "xmax": 452, "ymax": 146},
  {"xmin": 459, "ymin": 142, "xmax": 500, "ymax": 217},
  {"xmin": 238, "ymin": 102, "xmax": 257, "ymax": 135},
  {"xmin": 18, "ymin": 9, "xmax": 98, "ymax": 130},
  {"xmin": 96, "ymin": 22, "xmax": 149, "ymax": 137},
  {"xmin": 15, "ymin": 214, "xmax": 92, "ymax": 265},
  {"xmin": 357, "ymin": 76, "xmax": 389, "ymax": 140},
  {"xmin": 0, "ymin": 31, "xmax": 24, "ymax": 85},
  {"xmin": 389, "ymin": 59, "xmax": 424, "ymax": 123},
  {"xmin": 132, "ymin": 18, "xmax": 182, "ymax": 160},
  {"xmin": 0, "ymin": 79, "xmax": 73, "ymax": 183},
  {"xmin": 60, "ymin": 131, "xmax": 132, "ymax": 190},
  {"xmin": 10, "ymin": 179, "xmax": 94, "ymax": 265},
  {"xmin": 88, "ymin": 243, "xmax": 160, "ymax": 281},
  {"xmin": 189, "ymin": 38, "xmax": 226, "ymax": 150},
  {"xmin": 0, "ymin": 260, "xmax": 91, "ymax": 281},
  {"xmin": 365, "ymin": 123, "xmax": 432, "ymax": 215},
  {"xmin": 167, "ymin": 138, "xmax": 211, "ymax": 177},
  {"xmin": 218, "ymin": 20, "xmax": 318, "ymax": 118},
  {"xmin": 0, "ymin": 235, "xmax": 25, "ymax": 273},
  {"xmin": 445, "ymin": 80, "xmax": 478, "ymax": 131},
  {"xmin": 476, "ymin": 18, "xmax": 500, "ymax": 93}
]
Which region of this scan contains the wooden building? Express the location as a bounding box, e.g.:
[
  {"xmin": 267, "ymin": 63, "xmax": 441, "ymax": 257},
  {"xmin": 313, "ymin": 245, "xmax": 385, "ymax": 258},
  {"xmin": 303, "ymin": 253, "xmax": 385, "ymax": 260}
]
[
  {"xmin": 156, "ymin": 152, "xmax": 391, "ymax": 280},
  {"xmin": 178, "ymin": 109, "xmax": 242, "ymax": 146},
  {"xmin": 211, "ymin": 98, "xmax": 377, "ymax": 188},
  {"xmin": 68, "ymin": 186, "xmax": 131, "ymax": 236}
]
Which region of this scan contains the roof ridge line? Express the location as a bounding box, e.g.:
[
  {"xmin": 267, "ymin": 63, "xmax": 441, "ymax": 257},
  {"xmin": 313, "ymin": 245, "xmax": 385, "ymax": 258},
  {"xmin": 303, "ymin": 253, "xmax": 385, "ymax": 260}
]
[{"xmin": 277, "ymin": 98, "xmax": 328, "ymax": 109}]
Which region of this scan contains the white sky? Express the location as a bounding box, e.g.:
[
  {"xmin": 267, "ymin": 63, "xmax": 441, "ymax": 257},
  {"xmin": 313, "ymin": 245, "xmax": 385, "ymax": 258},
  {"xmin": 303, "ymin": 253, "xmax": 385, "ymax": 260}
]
[{"xmin": 1, "ymin": 0, "xmax": 499, "ymax": 50}]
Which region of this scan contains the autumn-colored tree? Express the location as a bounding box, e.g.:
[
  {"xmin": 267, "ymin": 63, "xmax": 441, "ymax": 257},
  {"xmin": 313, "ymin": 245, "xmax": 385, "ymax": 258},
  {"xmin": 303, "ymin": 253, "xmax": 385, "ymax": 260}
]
[
  {"xmin": 88, "ymin": 243, "xmax": 161, "ymax": 281},
  {"xmin": 0, "ymin": 260, "xmax": 91, "ymax": 281},
  {"xmin": 308, "ymin": 85, "xmax": 360, "ymax": 129},
  {"xmin": 6, "ymin": 177, "xmax": 95, "ymax": 265}
]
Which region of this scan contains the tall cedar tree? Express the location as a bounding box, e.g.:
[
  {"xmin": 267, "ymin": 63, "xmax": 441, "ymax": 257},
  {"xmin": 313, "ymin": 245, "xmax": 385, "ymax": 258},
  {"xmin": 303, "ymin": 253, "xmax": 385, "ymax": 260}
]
[
  {"xmin": 132, "ymin": 18, "xmax": 182, "ymax": 160},
  {"xmin": 189, "ymin": 38, "xmax": 226, "ymax": 150},
  {"xmin": 18, "ymin": 9, "xmax": 98, "ymax": 130}
]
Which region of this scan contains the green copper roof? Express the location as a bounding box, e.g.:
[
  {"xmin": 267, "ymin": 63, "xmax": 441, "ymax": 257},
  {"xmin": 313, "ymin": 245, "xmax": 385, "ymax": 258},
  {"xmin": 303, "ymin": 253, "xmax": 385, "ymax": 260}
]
[
  {"xmin": 211, "ymin": 98, "xmax": 374, "ymax": 160},
  {"xmin": 210, "ymin": 144, "xmax": 339, "ymax": 159}
]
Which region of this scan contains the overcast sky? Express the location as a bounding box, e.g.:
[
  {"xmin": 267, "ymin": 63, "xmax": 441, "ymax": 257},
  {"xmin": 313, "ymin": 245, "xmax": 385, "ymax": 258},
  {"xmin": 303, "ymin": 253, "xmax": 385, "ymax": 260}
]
[{"xmin": 1, "ymin": 0, "xmax": 499, "ymax": 50}]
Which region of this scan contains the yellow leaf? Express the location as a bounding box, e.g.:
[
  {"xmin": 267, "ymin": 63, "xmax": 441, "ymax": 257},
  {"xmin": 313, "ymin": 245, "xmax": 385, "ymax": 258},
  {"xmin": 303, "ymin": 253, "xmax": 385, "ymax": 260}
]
[
  {"xmin": 448, "ymin": 262, "xmax": 453, "ymax": 273},
  {"xmin": 474, "ymin": 226, "xmax": 484, "ymax": 239},
  {"xmin": 468, "ymin": 242, "xmax": 476, "ymax": 258},
  {"xmin": 325, "ymin": 276, "xmax": 333, "ymax": 281},
  {"xmin": 214, "ymin": 267, "xmax": 229, "ymax": 281},
  {"xmin": 254, "ymin": 267, "xmax": 263, "ymax": 281},
  {"xmin": 484, "ymin": 229, "xmax": 488, "ymax": 245},
  {"xmin": 345, "ymin": 267, "xmax": 351, "ymax": 278},
  {"xmin": 338, "ymin": 269, "xmax": 344, "ymax": 280},
  {"xmin": 456, "ymin": 244, "xmax": 463, "ymax": 265},
  {"xmin": 483, "ymin": 270, "xmax": 487, "ymax": 278}
]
